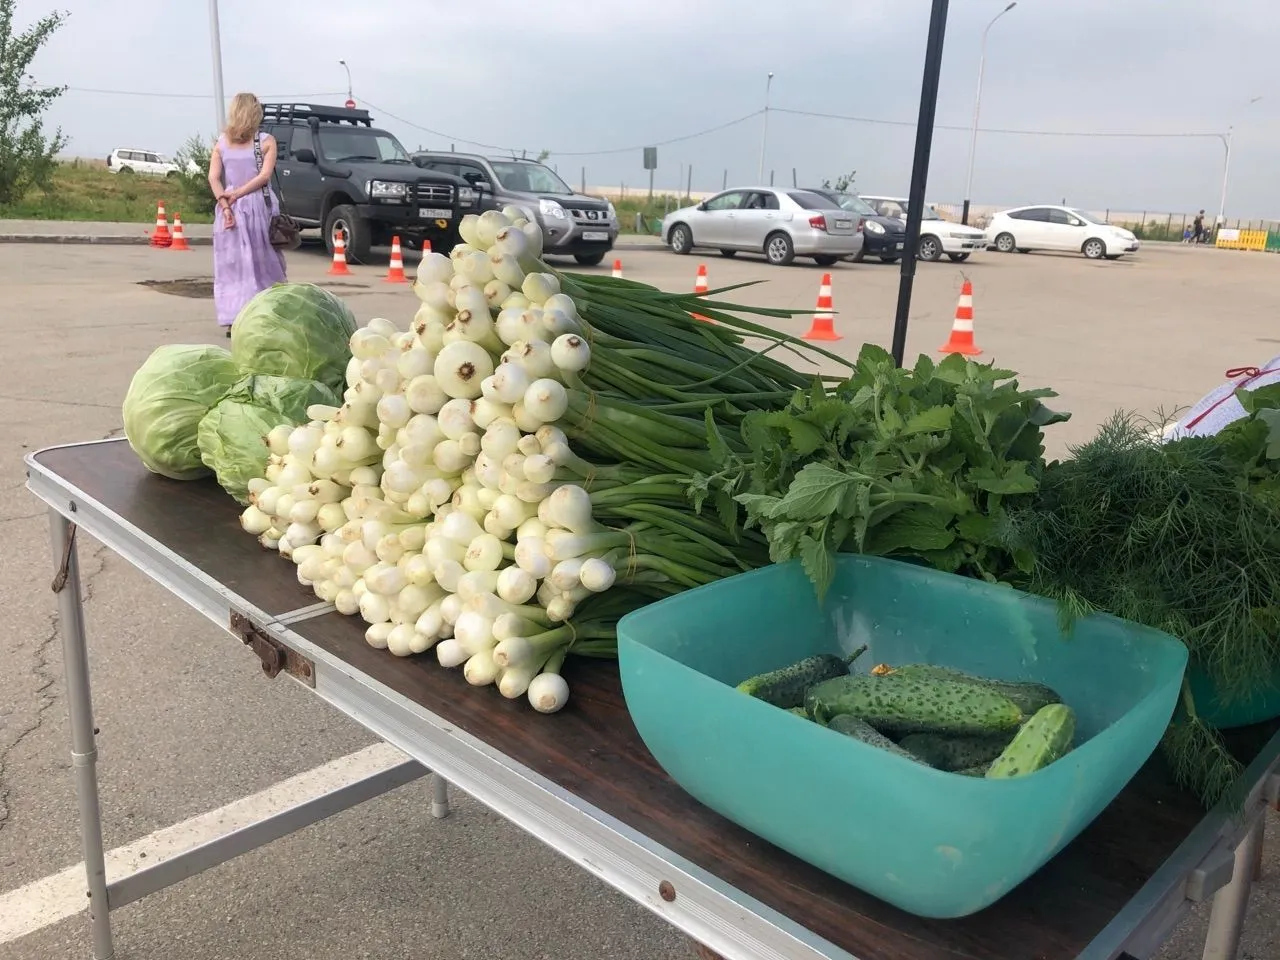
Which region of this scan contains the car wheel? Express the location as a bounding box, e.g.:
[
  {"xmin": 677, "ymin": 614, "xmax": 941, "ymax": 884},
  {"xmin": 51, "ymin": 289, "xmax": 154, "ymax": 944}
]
[
  {"xmin": 994, "ymin": 231, "xmax": 1016, "ymax": 253},
  {"xmin": 947, "ymin": 253, "xmax": 970, "ymax": 263},
  {"xmin": 1082, "ymin": 238, "xmax": 1106, "ymax": 260},
  {"xmin": 813, "ymin": 255, "xmax": 839, "ymax": 266},
  {"xmin": 718, "ymin": 248, "xmax": 737, "ymax": 258},
  {"xmin": 325, "ymin": 204, "xmax": 373, "ymax": 264},
  {"xmin": 668, "ymin": 223, "xmax": 693, "ymax": 255},
  {"xmin": 764, "ymin": 231, "xmax": 795, "ymax": 266},
  {"xmin": 574, "ymin": 252, "xmax": 606, "ymax": 266},
  {"xmin": 118, "ymin": 166, "xmax": 134, "ymax": 175},
  {"xmin": 879, "ymin": 256, "xmax": 899, "ymax": 264},
  {"xmin": 918, "ymin": 234, "xmax": 943, "ymax": 261}
]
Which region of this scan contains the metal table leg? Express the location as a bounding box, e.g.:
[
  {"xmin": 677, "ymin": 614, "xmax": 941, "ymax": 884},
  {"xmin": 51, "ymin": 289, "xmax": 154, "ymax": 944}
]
[
  {"xmin": 1201, "ymin": 813, "xmax": 1265, "ymax": 960},
  {"xmin": 431, "ymin": 772, "xmax": 450, "ymax": 819},
  {"xmin": 49, "ymin": 513, "xmax": 114, "ymax": 959}
]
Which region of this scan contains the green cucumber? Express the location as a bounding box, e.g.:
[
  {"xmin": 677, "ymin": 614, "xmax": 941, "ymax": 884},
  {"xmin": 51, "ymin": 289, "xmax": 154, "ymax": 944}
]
[
  {"xmin": 876, "ymin": 663, "xmax": 1061, "ymax": 716},
  {"xmin": 736, "ymin": 644, "xmax": 868, "ymax": 709},
  {"xmin": 825, "ymin": 714, "xmax": 926, "ymax": 764},
  {"xmin": 805, "ymin": 674, "xmax": 1024, "ymax": 735},
  {"xmin": 897, "ymin": 732, "xmax": 1014, "ymax": 772},
  {"xmin": 986, "ymin": 703, "xmax": 1077, "ymax": 779}
]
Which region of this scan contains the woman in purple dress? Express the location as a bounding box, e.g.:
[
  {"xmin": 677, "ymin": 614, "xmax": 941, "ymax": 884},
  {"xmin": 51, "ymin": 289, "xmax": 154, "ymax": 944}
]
[{"xmin": 209, "ymin": 92, "xmax": 287, "ymax": 337}]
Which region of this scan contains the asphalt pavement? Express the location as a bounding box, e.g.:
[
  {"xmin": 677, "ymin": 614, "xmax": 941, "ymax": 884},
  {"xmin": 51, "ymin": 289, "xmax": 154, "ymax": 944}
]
[{"xmin": 0, "ymin": 237, "xmax": 1276, "ymax": 960}]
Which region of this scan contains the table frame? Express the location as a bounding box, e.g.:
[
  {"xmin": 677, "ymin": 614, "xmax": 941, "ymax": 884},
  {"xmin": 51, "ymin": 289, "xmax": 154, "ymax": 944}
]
[{"xmin": 24, "ymin": 440, "xmax": 1280, "ymax": 960}]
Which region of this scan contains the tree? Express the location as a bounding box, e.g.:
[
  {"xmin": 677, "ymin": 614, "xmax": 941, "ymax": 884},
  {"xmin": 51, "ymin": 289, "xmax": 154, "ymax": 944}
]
[
  {"xmin": 0, "ymin": 2, "xmax": 68, "ymax": 205},
  {"xmin": 173, "ymin": 134, "xmax": 216, "ymax": 215},
  {"xmin": 821, "ymin": 169, "xmax": 857, "ymax": 193}
]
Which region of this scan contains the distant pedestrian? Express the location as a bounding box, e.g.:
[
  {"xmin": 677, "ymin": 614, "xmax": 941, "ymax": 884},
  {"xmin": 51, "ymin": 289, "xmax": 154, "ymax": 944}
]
[
  {"xmin": 1192, "ymin": 209, "xmax": 1205, "ymax": 244},
  {"xmin": 209, "ymin": 92, "xmax": 287, "ymax": 337}
]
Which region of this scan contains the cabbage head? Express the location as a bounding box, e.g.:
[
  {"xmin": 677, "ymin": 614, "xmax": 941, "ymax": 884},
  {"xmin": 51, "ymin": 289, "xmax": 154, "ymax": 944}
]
[
  {"xmin": 230, "ymin": 283, "xmax": 356, "ymax": 393},
  {"xmin": 197, "ymin": 375, "xmax": 340, "ymax": 503},
  {"xmin": 122, "ymin": 344, "xmax": 240, "ymax": 480}
]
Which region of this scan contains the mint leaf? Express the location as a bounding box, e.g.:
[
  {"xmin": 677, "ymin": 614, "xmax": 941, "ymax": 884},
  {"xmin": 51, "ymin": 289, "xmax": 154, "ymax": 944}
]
[
  {"xmin": 969, "ymin": 461, "xmax": 1038, "ymax": 495},
  {"xmin": 767, "ymin": 520, "xmax": 807, "ymax": 563},
  {"xmin": 863, "ymin": 507, "xmax": 956, "ymax": 556},
  {"xmin": 714, "ymin": 488, "xmax": 739, "ymax": 538},
  {"xmin": 773, "ymin": 463, "xmax": 856, "ymax": 521},
  {"xmin": 686, "ymin": 473, "xmax": 710, "ymax": 513},
  {"xmin": 1259, "ymin": 409, "xmax": 1280, "ymax": 460},
  {"xmin": 902, "ymin": 405, "xmax": 955, "ymax": 436},
  {"xmin": 799, "ymin": 532, "xmax": 836, "ymax": 601},
  {"xmin": 735, "ymin": 492, "xmax": 784, "ymax": 523}
]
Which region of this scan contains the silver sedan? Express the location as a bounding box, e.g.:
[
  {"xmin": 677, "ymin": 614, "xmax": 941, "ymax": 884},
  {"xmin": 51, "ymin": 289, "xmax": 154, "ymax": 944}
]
[{"xmin": 661, "ymin": 187, "xmax": 864, "ymax": 266}]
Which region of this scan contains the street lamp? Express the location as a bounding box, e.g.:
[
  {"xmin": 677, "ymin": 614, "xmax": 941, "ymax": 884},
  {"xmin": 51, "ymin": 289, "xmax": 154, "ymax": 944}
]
[
  {"xmin": 960, "ymin": 1, "xmax": 1017, "ymax": 225},
  {"xmin": 339, "ymin": 59, "xmax": 354, "ymax": 108},
  {"xmin": 1216, "ymin": 95, "xmax": 1262, "ymax": 228},
  {"xmin": 757, "ymin": 72, "xmax": 775, "ymax": 183},
  {"xmin": 207, "ymin": 0, "xmax": 226, "ymax": 131}
]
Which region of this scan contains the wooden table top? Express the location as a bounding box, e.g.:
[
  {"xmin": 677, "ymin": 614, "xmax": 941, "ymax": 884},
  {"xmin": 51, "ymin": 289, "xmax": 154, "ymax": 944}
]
[{"xmin": 31, "ymin": 440, "xmax": 1280, "ymax": 960}]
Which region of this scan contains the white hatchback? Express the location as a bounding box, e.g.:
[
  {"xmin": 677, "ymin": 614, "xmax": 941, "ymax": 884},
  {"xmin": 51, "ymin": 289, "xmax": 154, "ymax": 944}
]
[
  {"xmin": 987, "ymin": 205, "xmax": 1140, "ymax": 260},
  {"xmin": 107, "ymin": 148, "xmax": 182, "ymax": 177}
]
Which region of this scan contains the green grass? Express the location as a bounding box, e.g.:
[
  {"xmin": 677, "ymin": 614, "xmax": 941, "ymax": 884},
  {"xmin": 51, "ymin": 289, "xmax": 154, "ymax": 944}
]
[
  {"xmin": 611, "ymin": 193, "xmax": 690, "ymax": 236},
  {"xmin": 0, "ymin": 160, "xmax": 214, "ymax": 223}
]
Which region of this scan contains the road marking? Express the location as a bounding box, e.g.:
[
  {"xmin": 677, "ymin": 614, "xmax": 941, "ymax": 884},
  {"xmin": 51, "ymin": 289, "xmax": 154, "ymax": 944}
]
[{"xmin": 0, "ymin": 742, "xmax": 409, "ymax": 945}]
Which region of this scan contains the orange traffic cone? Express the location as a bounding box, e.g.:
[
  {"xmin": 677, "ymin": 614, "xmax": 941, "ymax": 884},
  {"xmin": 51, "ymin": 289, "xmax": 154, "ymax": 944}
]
[
  {"xmin": 802, "ymin": 273, "xmax": 841, "ymax": 341},
  {"xmin": 691, "ymin": 264, "xmax": 713, "ymax": 323},
  {"xmin": 169, "ymin": 213, "xmax": 191, "ymax": 251},
  {"xmin": 422, "ymin": 239, "xmax": 432, "ymax": 255},
  {"xmin": 611, "ymin": 258, "xmax": 623, "ymax": 278},
  {"xmin": 149, "ymin": 200, "xmax": 171, "ymax": 248},
  {"xmin": 328, "ymin": 234, "xmax": 351, "ymax": 276},
  {"xmin": 384, "ymin": 235, "xmax": 408, "ymax": 283},
  {"xmin": 938, "ymin": 279, "xmax": 982, "ymax": 356}
]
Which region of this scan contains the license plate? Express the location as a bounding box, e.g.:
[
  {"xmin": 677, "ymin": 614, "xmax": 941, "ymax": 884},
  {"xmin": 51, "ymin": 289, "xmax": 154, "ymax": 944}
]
[
  {"xmin": 895, "ymin": 242, "xmax": 904, "ymax": 250},
  {"xmin": 834, "ymin": 219, "xmax": 852, "ymax": 229},
  {"xmin": 582, "ymin": 230, "xmax": 609, "ymax": 242},
  {"xmin": 418, "ymin": 207, "xmax": 451, "ymax": 219}
]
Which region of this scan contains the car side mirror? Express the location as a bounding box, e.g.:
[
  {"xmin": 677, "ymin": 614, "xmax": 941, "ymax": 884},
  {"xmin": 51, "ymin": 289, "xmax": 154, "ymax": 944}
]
[
  {"xmin": 1069, "ymin": 219, "xmax": 1082, "ymax": 226},
  {"xmin": 294, "ymin": 148, "xmax": 317, "ymax": 164},
  {"xmin": 696, "ymin": 202, "xmax": 708, "ymax": 211},
  {"xmin": 473, "ymin": 180, "xmax": 492, "ymax": 192}
]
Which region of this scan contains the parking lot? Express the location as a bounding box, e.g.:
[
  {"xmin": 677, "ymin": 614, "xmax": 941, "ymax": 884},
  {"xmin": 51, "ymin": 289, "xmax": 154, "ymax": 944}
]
[{"xmin": 0, "ymin": 238, "xmax": 1276, "ymax": 959}]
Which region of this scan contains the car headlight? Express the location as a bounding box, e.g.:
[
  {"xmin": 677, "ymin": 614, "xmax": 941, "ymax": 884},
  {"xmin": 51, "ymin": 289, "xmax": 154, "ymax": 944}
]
[
  {"xmin": 539, "ymin": 199, "xmax": 567, "ymax": 220},
  {"xmin": 864, "ymin": 220, "xmax": 886, "ymax": 235},
  {"xmin": 458, "ymin": 186, "xmax": 476, "ymax": 204},
  {"xmin": 368, "ymin": 180, "xmax": 408, "ymax": 200},
  {"xmin": 606, "ymin": 201, "xmax": 617, "ymax": 220}
]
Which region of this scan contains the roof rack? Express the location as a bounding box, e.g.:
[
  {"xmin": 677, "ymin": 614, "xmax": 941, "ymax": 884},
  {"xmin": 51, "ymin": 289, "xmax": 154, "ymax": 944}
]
[{"xmin": 261, "ymin": 103, "xmax": 373, "ymax": 127}]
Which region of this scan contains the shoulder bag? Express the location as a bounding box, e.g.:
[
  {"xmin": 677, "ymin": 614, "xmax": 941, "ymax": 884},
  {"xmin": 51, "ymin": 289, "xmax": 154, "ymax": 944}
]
[{"xmin": 253, "ymin": 133, "xmax": 302, "ymax": 251}]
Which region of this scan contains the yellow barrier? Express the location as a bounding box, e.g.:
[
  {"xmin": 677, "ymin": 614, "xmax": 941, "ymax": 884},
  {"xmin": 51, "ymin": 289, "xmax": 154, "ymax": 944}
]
[{"xmin": 1216, "ymin": 228, "xmax": 1268, "ymax": 251}]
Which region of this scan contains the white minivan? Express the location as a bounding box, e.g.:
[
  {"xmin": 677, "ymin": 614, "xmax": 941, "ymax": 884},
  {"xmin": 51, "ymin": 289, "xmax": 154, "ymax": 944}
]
[{"xmin": 107, "ymin": 148, "xmax": 181, "ymax": 177}]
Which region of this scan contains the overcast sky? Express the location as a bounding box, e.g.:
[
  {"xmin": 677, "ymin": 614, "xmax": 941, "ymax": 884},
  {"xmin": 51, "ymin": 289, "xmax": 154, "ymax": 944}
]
[{"xmin": 25, "ymin": 0, "xmax": 1279, "ymax": 217}]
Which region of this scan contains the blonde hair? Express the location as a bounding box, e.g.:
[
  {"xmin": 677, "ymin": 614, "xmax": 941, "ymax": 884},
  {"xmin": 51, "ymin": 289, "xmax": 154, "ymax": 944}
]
[{"xmin": 225, "ymin": 93, "xmax": 263, "ymax": 144}]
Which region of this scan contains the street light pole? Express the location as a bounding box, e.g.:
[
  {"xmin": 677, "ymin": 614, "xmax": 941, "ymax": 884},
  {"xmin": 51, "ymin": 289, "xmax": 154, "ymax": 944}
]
[
  {"xmin": 757, "ymin": 72, "xmax": 774, "ymax": 183},
  {"xmin": 339, "ymin": 59, "xmax": 354, "ymax": 108},
  {"xmin": 207, "ymin": 0, "xmax": 227, "ymax": 132},
  {"xmin": 1217, "ymin": 96, "xmax": 1262, "ymax": 228},
  {"xmin": 961, "ymin": 2, "xmax": 1016, "ymax": 225}
]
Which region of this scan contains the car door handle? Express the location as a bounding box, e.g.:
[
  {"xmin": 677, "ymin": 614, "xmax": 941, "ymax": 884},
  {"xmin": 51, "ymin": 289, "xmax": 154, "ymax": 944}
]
[{"xmin": 282, "ymin": 169, "xmax": 290, "ymax": 176}]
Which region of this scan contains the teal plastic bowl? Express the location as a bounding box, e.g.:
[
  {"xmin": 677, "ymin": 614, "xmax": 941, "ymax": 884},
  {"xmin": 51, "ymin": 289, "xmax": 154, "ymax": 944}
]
[
  {"xmin": 1187, "ymin": 661, "xmax": 1280, "ymax": 729},
  {"xmin": 616, "ymin": 555, "xmax": 1188, "ymax": 919}
]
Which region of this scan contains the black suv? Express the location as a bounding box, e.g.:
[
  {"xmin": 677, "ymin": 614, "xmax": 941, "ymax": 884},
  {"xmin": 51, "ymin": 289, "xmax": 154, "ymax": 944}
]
[
  {"xmin": 260, "ymin": 103, "xmax": 477, "ymax": 262},
  {"xmin": 411, "ymin": 151, "xmax": 618, "ymax": 265}
]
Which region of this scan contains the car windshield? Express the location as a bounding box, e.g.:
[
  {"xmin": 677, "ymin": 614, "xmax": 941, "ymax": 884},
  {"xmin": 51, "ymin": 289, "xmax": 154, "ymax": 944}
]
[
  {"xmin": 319, "ymin": 129, "xmax": 411, "ymax": 164},
  {"xmin": 490, "ymin": 161, "xmax": 573, "ymax": 195},
  {"xmin": 831, "ymin": 193, "xmax": 878, "ymax": 216},
  {"xmin": 1069, "ymin": 208, "xmax": 1105, "ymax": 225}
]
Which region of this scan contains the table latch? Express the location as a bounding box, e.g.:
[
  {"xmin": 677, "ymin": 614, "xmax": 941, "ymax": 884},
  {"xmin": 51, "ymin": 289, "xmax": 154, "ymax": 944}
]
[
  {"xmin": 1186, "ymin": 846, "xmax": 1236, "ymax": 902},
  {"xmin": 229, "ymin": 612, "xmax": 316, "ymax": 688}
]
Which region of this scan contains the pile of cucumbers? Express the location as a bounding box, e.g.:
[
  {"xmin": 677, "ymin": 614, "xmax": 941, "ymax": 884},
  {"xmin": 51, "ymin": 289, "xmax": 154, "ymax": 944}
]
[{"xmin": 735, "ymin": 650, "xmax": 1077, "ymax": 779}]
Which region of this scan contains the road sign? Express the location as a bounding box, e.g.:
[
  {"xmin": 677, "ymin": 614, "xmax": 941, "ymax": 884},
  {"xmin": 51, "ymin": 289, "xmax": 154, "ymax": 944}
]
[
  {"xmin": 643, "ymin": 147, "xmax": 658, "ymax": 170},
  {"xmin": 345, "ymin": 98, "xmax": 356, "ymax": 109}
]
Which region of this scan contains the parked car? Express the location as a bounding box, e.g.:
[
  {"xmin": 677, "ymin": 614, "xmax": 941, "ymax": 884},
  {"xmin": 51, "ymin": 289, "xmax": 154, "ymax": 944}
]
[
  {"xmin": 859, "ymin": 195, "xmax": 986, "ymax": 262},
  {"xmin": 107, "ymin": 148, "xmax": 184, "ymax": 177},
  {"xmin": 260, "ymin": 102, "xmax": 477, "ymax": 262},
  {"xmin": 804, "ymin": 188, "xmax": 906, "ymax": 263},
  {"xmin": 412, "ymin": 151, "xmax": 617, "ymax": 265},
  {"xmin": 661, "ymin": 187, "xmax": 863, "ymax": 266},
  {"xmin": 986, "ymin": 205, "xmax": 1140, "ymax": 260}
]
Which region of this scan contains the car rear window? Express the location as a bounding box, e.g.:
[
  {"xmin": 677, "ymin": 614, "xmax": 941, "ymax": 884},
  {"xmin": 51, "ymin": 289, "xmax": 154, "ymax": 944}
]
[{"xmin": 789, "ymin": 191, "xmax": 841, "ymax": 210}]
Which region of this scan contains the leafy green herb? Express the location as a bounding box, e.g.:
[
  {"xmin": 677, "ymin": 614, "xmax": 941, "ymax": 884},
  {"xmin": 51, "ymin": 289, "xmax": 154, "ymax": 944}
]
[{"xmin": 691, "ymin": 344, "xmax": 1068, "ymax": 599}]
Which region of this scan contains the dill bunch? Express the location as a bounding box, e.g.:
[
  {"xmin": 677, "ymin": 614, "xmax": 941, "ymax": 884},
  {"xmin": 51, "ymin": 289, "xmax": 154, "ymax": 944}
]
[{"xmin": 1001, "ymin": 410, "xmax": 1280, "ymax": 806}]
